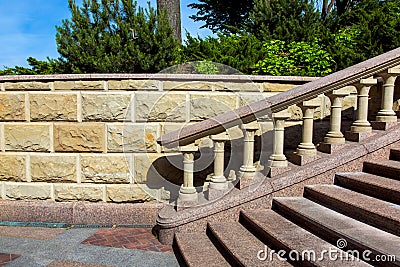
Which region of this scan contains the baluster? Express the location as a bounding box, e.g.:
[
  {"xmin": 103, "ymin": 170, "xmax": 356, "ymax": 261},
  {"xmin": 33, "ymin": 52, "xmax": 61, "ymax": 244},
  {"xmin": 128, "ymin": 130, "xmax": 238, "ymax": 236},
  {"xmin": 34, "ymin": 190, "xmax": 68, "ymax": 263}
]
[
  {"xmin": 177, "ymin": 145, "xmax": 198, "ymax": 208},
  {"xmin": 346, "ymin": 78, "xmax": 377, "ymax": 141},
  {"xmin": 374, "ymin": 68, "xmax": 399, "ymax": 128},
  {"xmin": 207, "ymin": 133, "xmax": 230, "ymax": 200},
  {"xmin": 292, "ymin": 100, "xmax": 320, "ymax": 165},
  {"xmin": 268, "ymin": 112, "xmax": 291, "ymax": 177},
  {"xmin": 319, "ymin": 90, "xmax": 349, "ymax": 153},
  {"xmin": 238, "ymin": 122, "xmax": 259, "ymax": 189}
]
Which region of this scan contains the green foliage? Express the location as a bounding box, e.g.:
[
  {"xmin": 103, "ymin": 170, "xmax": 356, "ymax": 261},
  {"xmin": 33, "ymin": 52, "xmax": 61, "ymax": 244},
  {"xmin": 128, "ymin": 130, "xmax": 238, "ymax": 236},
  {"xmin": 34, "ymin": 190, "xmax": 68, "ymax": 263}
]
[
  {"xmin": 0, "ymin": 57, "xmax": 65, "ymax": 75},
  {"xmin": 248, "ymin": 0, "xmax": 321, "ymax": 43},
  {"xmin": 188, "ymin": 0, "xmax": 254, "ymax": 34},
  {"xmin": 181, "ymin": 33, "xmax": 265, "ymax": 74},
  {"xmin": 55, "ymin": 0, "xmax": 180, "ymax": 73},
  {"xmin": 253, "ymin": 40, "xmax": 334, "ymax": 76},
  {"xmin": 193, "ymin": 61, "xmax": 219, "ymax": 74}
]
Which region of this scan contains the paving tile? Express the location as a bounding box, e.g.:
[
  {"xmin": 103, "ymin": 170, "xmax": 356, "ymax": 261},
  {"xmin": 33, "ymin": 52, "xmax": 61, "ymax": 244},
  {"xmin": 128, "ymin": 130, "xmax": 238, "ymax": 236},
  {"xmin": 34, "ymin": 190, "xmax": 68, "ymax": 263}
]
[
  {"xmin": 46, "ymin": 259, "xmax": 112, "ymax": 267},
  {"xmin": 0, "ymin": 226, "xmax": 65, "ymax": 240},
  {"xmin": 0, "ymin": 252, "xmax": 20, "ymax": 266},
  {"xmin": 81, "ymin": 228, "xmax": 173, "ymax": 253}
]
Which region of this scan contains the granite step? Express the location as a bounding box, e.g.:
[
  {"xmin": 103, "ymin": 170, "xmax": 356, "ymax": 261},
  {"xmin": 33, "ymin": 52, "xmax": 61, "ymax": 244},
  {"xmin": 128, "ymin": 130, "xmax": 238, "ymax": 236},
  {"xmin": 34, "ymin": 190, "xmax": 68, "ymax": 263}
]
[
  {"xmin": 334, "ymin": 172, "xmax": 400, "ymax": 204},
  {"xmin": 390, "ymin": 148, "xmax": 400, "ymax": 161},
  {"xmin": 174, "ymin": 232, "xmax": 230, "ymax": 267},
  {"xmin": 363, "ymin": 160, "xmax": 400, "ymax": 180},
  {"xmin": 272, "ymin": 197, "xmax": 400, "ymax": 267},
  {"xmin": 303, "ymin": 185, "xmax": 400, "ymax": 236},
  {"xmin": 240, "ymin": 209, "xmax": 368, "ymax": 266},
  {"xmin": 207, "ymin": 222, "xmax": 292, "ymax": 267}
]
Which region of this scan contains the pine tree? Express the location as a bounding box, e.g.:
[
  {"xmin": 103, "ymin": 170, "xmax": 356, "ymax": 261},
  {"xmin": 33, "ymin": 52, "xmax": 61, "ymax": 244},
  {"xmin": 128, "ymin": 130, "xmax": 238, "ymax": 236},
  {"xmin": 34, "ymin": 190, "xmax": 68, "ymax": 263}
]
[
  {"xmin": 157, "ymin": 0, "xmax": 181, "ymax": 42},
  {"xmin": 188, "ymin": 0, "xmax": 254, "ymax": 34},
  {"xmin": 249, "ymin": 0, "xmax": 321, "ymax": 43},
  {"xmin": 56, "ymin": 0, "xmax": 180, "ymax": 73}
]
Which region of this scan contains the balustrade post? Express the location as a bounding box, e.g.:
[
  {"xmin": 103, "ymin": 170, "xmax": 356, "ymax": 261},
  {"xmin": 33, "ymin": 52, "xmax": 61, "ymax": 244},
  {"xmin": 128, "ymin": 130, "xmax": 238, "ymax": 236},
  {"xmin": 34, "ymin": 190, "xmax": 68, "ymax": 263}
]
[
  {"xmin": 292, "ymin": 100, "xmax": 320, "ymax": 165},
  {"xmin": 319, "ymin": 90, "xmax": 349, "ymax": 153},
  {"xmin": 207, "ymin": 134, "xmax": 230, "ymax": 200},
  {"xmin": 237, "ymin": 122, "xmax": 259, "ymax": 189},
  {"xmin": 177, "ymin": 145, "xmax": 198, "ymax": 207},
  {"xmin": 268, "ymin": 112, "xmax": 291, "ymax": 177},
  {"xmin": 346, "ymin": 78, "xmax": 377, "ymax": 141},
  {"xmin": 375, "ymin": 68, "xmax": 399, "ymax": 126}
]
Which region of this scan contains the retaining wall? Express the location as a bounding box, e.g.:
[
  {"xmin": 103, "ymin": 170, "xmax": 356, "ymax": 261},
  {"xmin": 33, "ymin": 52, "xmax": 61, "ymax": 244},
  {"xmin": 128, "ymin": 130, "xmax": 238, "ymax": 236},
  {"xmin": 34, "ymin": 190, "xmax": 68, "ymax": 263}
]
[{"xmin": 0, "ymin": 74, "xmax": 340, "ymax": 203}]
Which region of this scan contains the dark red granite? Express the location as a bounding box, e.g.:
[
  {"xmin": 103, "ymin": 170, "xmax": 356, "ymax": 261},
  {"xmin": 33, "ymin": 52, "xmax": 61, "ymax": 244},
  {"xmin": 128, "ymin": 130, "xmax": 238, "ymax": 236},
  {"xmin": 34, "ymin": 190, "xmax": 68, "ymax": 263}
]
[
  {"xmin": 81, "ymin": 228, "xmax": 172, "ymax": 253},
  {"xmin": 0, "ymin": 253, "xmax": 20, "ymax": 266}
]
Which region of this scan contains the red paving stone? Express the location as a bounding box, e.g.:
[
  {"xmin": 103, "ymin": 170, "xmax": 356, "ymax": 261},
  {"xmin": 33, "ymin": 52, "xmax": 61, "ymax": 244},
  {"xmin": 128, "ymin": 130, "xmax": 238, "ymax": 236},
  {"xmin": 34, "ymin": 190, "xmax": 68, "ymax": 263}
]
[
  {"xmin": 81, "ymin": 228, "xmax": 173, "ymax": 253},
  {"xmin": 0, "ymin": 253, "xmax": 20, "ymax": 266}
]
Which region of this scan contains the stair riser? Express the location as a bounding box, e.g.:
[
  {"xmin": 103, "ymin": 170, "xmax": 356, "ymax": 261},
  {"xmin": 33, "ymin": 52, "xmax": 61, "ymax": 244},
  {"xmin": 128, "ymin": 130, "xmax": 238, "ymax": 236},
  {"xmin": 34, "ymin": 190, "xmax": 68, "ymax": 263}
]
[
  {"xmin": 173, "ymin": 237, "xmax": 191, "ymax": 267},
  {"xmin": 240, "ymin": 212, "xmax": 321, "ymax": 267},
  {"xmin": 272, "ymin": 200, "xmax": 399, "ymax": 267},
  {"xmin": 390, "ymin": 149, "xmax": 400, "ymax": 161},
  {"xmin": 303, "ymin": 187, "xmax": 400, "ymax": 236},
  {"xmin": 334, "ymin": 174, "xmax": 400, "ymax": 205},
  {"xmin": 363, "ymin": 162, "xmax": 400, "ymax": 180},
  {"xmin": 205, "ymin": 227, "xmax": 243, "ymax": 267}
]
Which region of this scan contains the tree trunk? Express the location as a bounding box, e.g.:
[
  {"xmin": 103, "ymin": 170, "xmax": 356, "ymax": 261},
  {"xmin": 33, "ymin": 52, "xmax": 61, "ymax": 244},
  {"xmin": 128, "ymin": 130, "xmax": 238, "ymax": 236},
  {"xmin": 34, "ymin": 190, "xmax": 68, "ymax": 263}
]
[{"xmin": 157, "ymin": 0, "xmax": 182, "ymax": 42}]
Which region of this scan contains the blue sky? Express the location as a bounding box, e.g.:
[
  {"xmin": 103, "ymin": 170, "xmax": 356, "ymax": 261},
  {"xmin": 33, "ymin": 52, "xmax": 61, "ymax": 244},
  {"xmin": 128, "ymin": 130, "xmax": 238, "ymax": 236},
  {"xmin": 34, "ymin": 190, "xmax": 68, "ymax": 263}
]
[{"xmin": 0, "ymin": 0, "xmax": 212, "ymax": 69}]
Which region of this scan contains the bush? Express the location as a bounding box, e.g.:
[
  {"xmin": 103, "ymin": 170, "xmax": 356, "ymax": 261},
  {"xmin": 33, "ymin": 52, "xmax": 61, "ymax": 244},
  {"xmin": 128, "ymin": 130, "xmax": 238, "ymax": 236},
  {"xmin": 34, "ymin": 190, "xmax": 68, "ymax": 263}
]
[{"xmin": 253, "ymin": 40, "xmax": 334, "ymax": 77}]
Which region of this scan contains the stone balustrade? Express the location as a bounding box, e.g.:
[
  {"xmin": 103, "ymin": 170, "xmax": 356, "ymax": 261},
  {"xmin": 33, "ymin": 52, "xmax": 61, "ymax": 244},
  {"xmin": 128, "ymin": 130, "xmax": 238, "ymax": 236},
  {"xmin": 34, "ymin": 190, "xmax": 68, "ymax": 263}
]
[{"xmin": 162, "ymin": 60, "xmax": 400, "ymax": 209}]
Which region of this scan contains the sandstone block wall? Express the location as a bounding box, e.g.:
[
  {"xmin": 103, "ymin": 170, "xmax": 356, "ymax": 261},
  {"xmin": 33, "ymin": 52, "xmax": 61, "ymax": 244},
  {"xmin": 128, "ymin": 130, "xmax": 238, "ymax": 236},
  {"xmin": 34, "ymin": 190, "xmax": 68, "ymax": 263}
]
[{"xmin": 1, "ymin": 76, "xmax": 359, "ymax": 203}]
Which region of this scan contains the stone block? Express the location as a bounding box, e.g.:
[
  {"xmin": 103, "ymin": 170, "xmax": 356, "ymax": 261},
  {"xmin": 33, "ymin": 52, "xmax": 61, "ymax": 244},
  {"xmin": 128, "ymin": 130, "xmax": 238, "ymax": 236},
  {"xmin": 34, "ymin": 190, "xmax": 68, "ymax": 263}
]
[
  {"xmin": 160, "ymin": 123, "xmax": 190, "ymax": 152},
  {"xmin": 190, "ymin": 94, "xmax": 236, "ymax": 121},
  {"xmin": 263, "ymin": 82, "xmax": 297, "ymax": 92},
  {"xmin": 54, "ymin": 123, "xmax": 105, "ymax": 152},
  {"xmin": 342, "ymin": 95, "xmax": 357, "ymax": 120},
  {"xmin": 238, "ymin": 93, "xmax": 265, "ymax": 107},
  {"xmin": 31, "ymin": 155, "xmax": 77, "ymax": 183},
  {"xmin": 214, "ymin": 82, "xmax": 261, "ymax": 92},
  {"xmin": 4, "ymin": 124, "xmax": 50, "ymax": 151},
  {"xmin": 0, "ymin": 93, "xmax": 26, "ymax": 121},
  {"xmin": 135, "ymin": 92, "xmax": 186, "ymax": 122},
  {"xmin": 108, "ymin": 80, "xmax": 160, "ymax": 90},
  {"xmin": 81, "ymin": 155, "xmax": 131, "ymax": 183},
  {"xmin": 30, "ymin": 93, "xmax": 77, "ymax": 121},
  {"xmin": 4, "ymin": 82, "xmax": 51, "ymax": 90},
  {"xmin": 133, "ymin": 154, "xmax": 159, "ymax": 184},
  {"xmin": 134, "ymin": 153, "xmax": 183, "ymax": 190},
  {"xmin": 0, "ymin": 154, "xmax": 26, "ymax": 181},
  {"xmin": 54, "ymin": 81, "xmax": 104, "ymax": 90},
  {"xmin": 54, "ymin": 184, "xmax": 105, "ymax": 202},
  {"xmin": 107, "ymin": 123, "xmax": 158, "ymax": 152},
  {"xmin": 163, "ymin": 81, "xmax": 213, "ymax": 91},
  {"xmin": 4, "ymin": 182, "xmax": 52, "ymax": 200},
  {"xmin": 82, "ymin": 93, "xmax": 131, "ymax": 121},
  {"xmin": 106, "ymin": 184, "xmax": 153, "ymax": 203}
]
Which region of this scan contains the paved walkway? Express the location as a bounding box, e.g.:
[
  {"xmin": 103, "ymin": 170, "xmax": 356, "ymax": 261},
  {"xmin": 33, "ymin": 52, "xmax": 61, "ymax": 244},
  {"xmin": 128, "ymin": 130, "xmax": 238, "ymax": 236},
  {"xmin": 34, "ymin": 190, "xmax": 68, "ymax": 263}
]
[{"xmin": 0, "ymin": 226, "xmax": 178, "ymax": 267}]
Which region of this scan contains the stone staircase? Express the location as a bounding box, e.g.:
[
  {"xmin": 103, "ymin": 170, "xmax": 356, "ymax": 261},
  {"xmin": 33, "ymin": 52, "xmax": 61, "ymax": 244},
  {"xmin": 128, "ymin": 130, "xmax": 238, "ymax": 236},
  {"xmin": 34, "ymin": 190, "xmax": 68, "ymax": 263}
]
[{"xmin": 173, "ymin": 147, "xmax": 400, "ymax": 266}]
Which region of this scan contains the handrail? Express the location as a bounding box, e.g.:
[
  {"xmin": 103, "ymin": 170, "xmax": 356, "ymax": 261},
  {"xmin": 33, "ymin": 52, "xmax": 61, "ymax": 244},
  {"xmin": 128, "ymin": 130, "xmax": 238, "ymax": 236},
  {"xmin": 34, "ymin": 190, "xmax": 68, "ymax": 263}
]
[{"xmin": 157, "ymin": 47, "xmax": 400, "ymax": 148}]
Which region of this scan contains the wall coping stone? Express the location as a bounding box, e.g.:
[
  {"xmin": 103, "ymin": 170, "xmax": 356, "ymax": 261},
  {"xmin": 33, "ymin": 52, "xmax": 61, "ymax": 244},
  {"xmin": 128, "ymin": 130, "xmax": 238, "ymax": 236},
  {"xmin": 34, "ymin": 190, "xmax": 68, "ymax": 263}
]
[{"xmin": 0, "ymin": 73, "xmax": 317, "ymax": 83}]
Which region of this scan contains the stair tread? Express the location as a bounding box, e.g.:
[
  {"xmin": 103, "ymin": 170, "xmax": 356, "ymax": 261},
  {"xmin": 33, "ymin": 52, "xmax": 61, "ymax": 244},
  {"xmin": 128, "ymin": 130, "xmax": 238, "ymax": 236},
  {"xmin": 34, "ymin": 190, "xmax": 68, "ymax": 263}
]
[
  {"xmin": 273, "ymin": 197, "xmax": 400, "ymax": 260},
  {"xmin": 304, "ymin": 184, "xmax": 400, "ymax": 235},
  {"xmin": 174, "ymin": 232, "xmax": 230, "ymax": 267},
  {"xmin": 241, "ymin": 209, "xmax": 369, "ymax": 266},
  {"xmin": 335, "ymin": 172, "xmax": 400, "ymax": 204},
  {"xmin": 208, "ymin": 222, "xmax": 291, "ymax": 267},
  {"xmin": 363, "ymin": 160, "xmax": 400, "ymax": 179}
]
